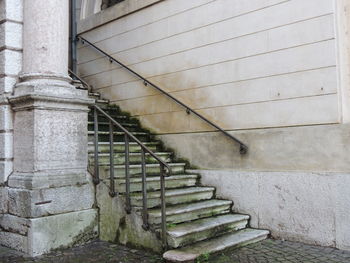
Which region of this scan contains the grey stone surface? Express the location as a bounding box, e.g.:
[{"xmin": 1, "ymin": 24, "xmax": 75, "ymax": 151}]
[
  {"xmin": 167, "ymin": 214, "xmax": 249, "ymax": 248},
  {"xmin": 0, "ymin": 214, "xmax": 29, "ymax": 235},
  {"xmin": 163, "ymin": 229, "xmax": 269, "ymax": 262},
  {"xmin": 0, "ymin": 186, "xmax": 8, "ymax": 213},
  {"xmin": 7, "ymin": 183, "xmax": 94, "ymax": 218},
  {"xmin": 27, "ymin": 209, "xmax": 98, "ymax": 256},
  {"xmin": 148, "ymin": 199, "xmax": 232, "ymax": 225},
  {"xmin": 0, "ymin": 0, "xmax": 23, "ymax": 22},
  {"xmin": 0, "ymin": 209, "xmax": 98, "ymax": 257},
  {"xmin": 97, "ymin": 181, "xmax": 163, "ymax": 252}
]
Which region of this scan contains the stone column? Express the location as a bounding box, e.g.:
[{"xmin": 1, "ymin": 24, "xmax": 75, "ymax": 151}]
[{"xmin": 0, "ymin": 0, "xmax": 97, "ymax": 256}]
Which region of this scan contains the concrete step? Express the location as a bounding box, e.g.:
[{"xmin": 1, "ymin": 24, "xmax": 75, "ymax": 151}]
[
  {"xmin": 96, "ymin": 162, "xmax": 187, "ymax": 179},
  {"xmin": 163, "ymin": 229, "xmax": 270, "ymax": 263},
  {"xmin": 88, "ymin": 121, "xmax": 139, "ymax": 131},
  {"xmin": 130, "ymin": 187, "xmax": 215, "ymax": 208},
  {"xmin": 95, "ymin": 99, "xmax": 109, "ymax": 105},
  {"xmin": 166, "ymin": 214, "xmax": 249, "ymax": 248},
  {"xmin": 88, "ymin": 113, "xmax": 129, "ymax": 122},
  {"xmin": 88, "ymin": 92, "xmax": 100, "ymax": 99},
  {"xmin": 88, "ymin": 142, "xmax": 160, "ymax": 153},
  {"xmin": 147, "ymin": 199, "xmax": 233, "ymax": 226},
  {"xmin": 89, "ymin": 152, "xmax": 172, "ymax": 165},
  {"xmin": 115, "ymin": 174, "xmax": 199, "ymax": 193},
  {"xmin": 88, "ymin": 131, "xmax": 150, "ymax": 142}
]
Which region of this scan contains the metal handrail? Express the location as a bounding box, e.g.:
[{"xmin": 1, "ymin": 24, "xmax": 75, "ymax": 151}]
[
  {"xmin": 69, "ymin": 69, "xmax": 92, "ymax": 92},
  {"xmin": 92, "ymin": 104, "xmax": 170, "ymax": 248},
  {"xmin": 78, "ymin": 36, "xmax": 248, "ymax": 154}
]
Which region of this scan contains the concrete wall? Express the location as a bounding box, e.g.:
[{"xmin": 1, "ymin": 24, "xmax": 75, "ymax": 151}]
[
  {"xmin": 194, "ymin": 169, "xmax": 350, "ymax": 250},
  {"xmin": 0, "ymin": 0, "xmax": 22, "ymax": 184}
]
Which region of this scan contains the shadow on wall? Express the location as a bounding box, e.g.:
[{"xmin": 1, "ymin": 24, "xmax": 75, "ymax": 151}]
[{"xmin": 80, "ymin": 0, "xmax": 125, "ymax": 19}]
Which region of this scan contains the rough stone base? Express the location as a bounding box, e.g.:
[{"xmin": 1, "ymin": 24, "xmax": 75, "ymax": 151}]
[
  {"xmin": 97, "ymin": 181, "xmax": 163, "ymax": 253},
  {"xmin": 0, "ymin": 186, "xmax": 8, "ymax": 213},
  {"xmin": 0, "ymin": 209, "xmax": 98, "ymax": 256},
  {"xmin": 7, "ymin": 183, "xmax": 95, "ymax": 218}
]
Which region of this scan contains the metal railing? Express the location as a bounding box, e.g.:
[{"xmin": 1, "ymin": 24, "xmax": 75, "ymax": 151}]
[
  {"xmin": 92, "ymin": 104, "xmax": 171, "ymax": 247},
  {"xmin": 69, "ymin": 69, "xmax": 92, "ymax": 92},
  {"xmin": 69, "ymin": 69, "xmax": 170, "ymax": 247},
  {"xmin": 77, "ymin": 36, "xmax": 248, "ymax": 154}
]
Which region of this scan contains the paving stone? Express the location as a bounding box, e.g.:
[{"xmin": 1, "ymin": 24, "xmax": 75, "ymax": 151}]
[{"xmin": 1, "ymin": 239, "xmax": 350, "ymax": 263}]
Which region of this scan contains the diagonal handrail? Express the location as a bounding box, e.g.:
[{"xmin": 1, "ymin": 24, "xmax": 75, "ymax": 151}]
[
  {"xmin": 69, "ymin": 68, "xmax": 91, "ymax": 92},
  {"xmin": 78, "ymin": 36, "xmax": 248, "ymax": 154}
]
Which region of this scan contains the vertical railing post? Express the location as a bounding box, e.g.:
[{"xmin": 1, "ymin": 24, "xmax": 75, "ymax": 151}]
[
  {"xmin": 109, "ymin": 121, "xmax": 116, "ymax": 197},
  {"xmin": 141, "ymin": 148, "xmax": 149, "ymax": 230},
  {"xmin": 124, "ymin": 134, "xmax": 131, "ymax": 213},
  {"xmin": 160, "ymin": 164, "xmax": 167, "ymax": 248},
  {"xmin": 93, "ymin": 107, "xmax": 100, "ymax": 184}
]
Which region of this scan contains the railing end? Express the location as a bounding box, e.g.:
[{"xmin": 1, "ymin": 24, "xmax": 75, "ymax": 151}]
[
  {"xmin": 93, "ymin": 178, "xmax": 100, "ymax": 185},
  {"xmin": 240, "ymin": 145, "xmax": 248, "ymax": 155}
]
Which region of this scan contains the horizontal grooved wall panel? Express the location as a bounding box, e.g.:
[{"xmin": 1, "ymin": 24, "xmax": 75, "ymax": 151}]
[{"xmin": 78, "ymin": 0, "xmax": 339, "ymax": 132}]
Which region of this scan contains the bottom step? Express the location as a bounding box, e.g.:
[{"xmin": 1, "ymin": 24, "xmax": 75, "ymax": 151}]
[{"xmin": 163, "ymin": 228, "xmax": 269, "ymax": 263}]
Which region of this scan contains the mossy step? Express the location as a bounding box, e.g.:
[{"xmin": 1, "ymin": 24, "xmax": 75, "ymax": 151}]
[
  {"xmin": 88, "ymin": 92, "xmax": 100, "ymax": 98},
  {"xmin": 88, "ymin": 121, "xmax": 139, "ymax": 131},
  {"xmin": 147, "ymin": 199, "xmax": 233, "ymax": 225},
  {"xmin": 88, "ymin": 142, "xmax": 160, "ymax": 153},
  {"xmin": 166, "ymin": 214, "xmax": 249, "ymax": 248},
  {"xmin": 163, "ymin": 229, "xmax": 269, "ymax": 263},
  {"xmin": 88, "ymin": 152, "xmax": 172, "ymax": 165},
  {"xmin": 88, "ymin": 114, "xmax": 128, "ymax": 121},
  {"xmin": 113, "ymin": 174, "xmax": 199, "ymax": 192},
  {"xmin": 96, "ymin": 162, "xmax": 187, "ymax": 179},
  {"xmin": 88, "ymin": 131, "xmax": 148, "ymax": 136},
  {"xmin": 88, "ymin": 131, "xmax": 150, "ymax": 142},
  {"xmin": 95, "ymin": 100, "xmax": 110, "ymax": 106},
  {"xmin": 130, "ymin": 187, "xmax": 215, "ymax": 208}
]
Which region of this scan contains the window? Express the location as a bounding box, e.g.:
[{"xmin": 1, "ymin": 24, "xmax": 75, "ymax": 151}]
[{"xmin": 101, "ymin": 0, "xmax": 125, "ymax": 10}]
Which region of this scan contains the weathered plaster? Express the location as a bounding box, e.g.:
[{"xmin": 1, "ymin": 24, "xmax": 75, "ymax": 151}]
[
  {"xmin": 157, "ymin": 124, "xmax": 350, "ymax": 172},
  {"xmin": 192, "ymin": 169, "xmax": 350, "ymax": 250}
]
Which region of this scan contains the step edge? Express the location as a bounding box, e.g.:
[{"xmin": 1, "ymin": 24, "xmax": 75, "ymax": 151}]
[
  {"xmin": 167, "ymin": 216, "xmax": 250, "ymax": 238},
  {"xmin": 163, "ymin": 229, "xmax": 269, "ymax": 262}
]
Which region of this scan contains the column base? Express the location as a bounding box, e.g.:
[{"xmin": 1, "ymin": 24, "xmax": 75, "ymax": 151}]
[{"xmin": 0, "ymin": 209, "xmax": 98, "ymax": 256}]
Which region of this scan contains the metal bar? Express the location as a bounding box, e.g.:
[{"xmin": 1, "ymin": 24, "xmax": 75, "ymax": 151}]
[
  {"xmin": 160, "ymin": 164, "xmax": 167, "ymax": 248},
  {"xmin": 141, "ymin": 148, "xmax": 149, "ymax": 230},
  {"xmin": 109, "ymin": 121, "xmax": 116, "ymax": 197},
  {"xmin": 94, "ymin": 105, "xmax": 171, "ymax": 171},
  {"xmin": 70, "ymin": 0, "xmax": 77, "ymax": 75},
  {"xmin": 68, "ymin": 69, "xmax": 91, "ymax": 92},
  {"xmin": 79, "ymin": 36, "xmax": 248, "ymax": 154},
  {"xmin": 125, "ymin": 134, "xmax": 131, "ymax": 214},
  {"xmin": 93, "ymin": 107, "xmax": 100, "ymax": 185}
]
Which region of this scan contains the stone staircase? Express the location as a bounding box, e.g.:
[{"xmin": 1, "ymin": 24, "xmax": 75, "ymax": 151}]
[{"xmin": 87, "ymin": 92, "xmax": 269, "ymax": 262}]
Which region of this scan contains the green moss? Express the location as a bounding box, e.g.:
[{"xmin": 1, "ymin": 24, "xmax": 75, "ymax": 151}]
[{"xmin": 196, "ymin": 252, "xmax": 210, "ymax": 263}]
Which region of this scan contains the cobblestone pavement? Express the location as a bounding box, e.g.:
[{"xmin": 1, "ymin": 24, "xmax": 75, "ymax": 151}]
[{"xmin": 1, "ymin": 239, "xmax": 350, "ymax": 263}]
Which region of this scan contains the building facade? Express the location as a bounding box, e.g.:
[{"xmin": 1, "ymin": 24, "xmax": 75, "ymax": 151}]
[{"xmin": 0, "ymin": 0, "xmax": 350, "ymax": 257}]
